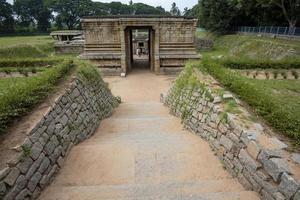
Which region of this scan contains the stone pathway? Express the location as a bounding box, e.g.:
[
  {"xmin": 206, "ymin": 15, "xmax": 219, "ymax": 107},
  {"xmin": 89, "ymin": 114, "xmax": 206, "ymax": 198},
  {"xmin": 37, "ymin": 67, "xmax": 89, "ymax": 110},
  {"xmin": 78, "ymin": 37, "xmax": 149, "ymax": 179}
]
[{"xmin": 40, "ymin": 70, "xmax": 260, "ymax": 200}]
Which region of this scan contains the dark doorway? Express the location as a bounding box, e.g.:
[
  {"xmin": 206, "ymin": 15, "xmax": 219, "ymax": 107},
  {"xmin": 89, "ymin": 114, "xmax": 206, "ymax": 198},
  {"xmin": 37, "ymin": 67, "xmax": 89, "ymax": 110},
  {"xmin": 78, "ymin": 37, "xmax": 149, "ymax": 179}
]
[{"xmin": 125, "ymin": 27, "xmax": 154, "ymax": 72}]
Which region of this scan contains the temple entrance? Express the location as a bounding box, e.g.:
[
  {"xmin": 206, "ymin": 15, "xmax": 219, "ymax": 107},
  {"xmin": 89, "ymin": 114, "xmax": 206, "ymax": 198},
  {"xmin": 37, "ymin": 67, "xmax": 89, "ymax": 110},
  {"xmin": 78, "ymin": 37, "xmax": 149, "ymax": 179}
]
[{"xmin": 124, "ymin": 26, "xmax": 155, "ymax": 72}]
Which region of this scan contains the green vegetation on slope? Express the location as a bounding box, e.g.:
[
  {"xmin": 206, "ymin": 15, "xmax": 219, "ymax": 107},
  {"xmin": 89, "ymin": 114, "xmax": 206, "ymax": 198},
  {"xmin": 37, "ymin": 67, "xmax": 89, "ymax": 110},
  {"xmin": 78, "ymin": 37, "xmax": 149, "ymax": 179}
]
[
  {"xmin": 196, "ymin": 34, "xmax": 300, "ymax": 144},
  {"xmin": 0, "ymin": 60, "xmax": 74, "ymax": 133},
  {"xmin": 212, "ymin": 34, "xmax": 300, "ymax": 61},
  {"xmin": 197, "ymin": 58, "xmax": 300, "ymax": 144}
]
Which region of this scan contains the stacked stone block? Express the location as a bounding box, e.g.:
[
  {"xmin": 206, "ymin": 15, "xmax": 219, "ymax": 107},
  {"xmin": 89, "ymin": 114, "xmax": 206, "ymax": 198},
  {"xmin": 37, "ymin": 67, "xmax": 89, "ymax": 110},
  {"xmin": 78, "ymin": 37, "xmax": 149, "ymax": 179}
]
[
  {"xmin": 0, "ymin": 76, "xmax": 119, "ymax": 200},
  {"xmin": 165, "ymin": 85, "xmax": 300, "ymax": 200}
]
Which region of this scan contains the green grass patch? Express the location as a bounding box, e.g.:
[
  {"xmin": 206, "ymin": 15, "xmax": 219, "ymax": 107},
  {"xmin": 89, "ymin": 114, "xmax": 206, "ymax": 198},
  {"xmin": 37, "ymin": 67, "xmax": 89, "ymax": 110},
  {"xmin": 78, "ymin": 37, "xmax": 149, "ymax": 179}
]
[
  {"xmin": 0, "ymin": 35, "xmax": 53, "ymax": 48},
  {"xmin": 0, "ymin": 60, "xmax": 74, "ymax": 133},
  {"xmin": 197, "ymin": 58, "xmax": 300, "ymax": 144},
  {"xmin": 202, "ymin": 34, "xmax": 300, "ymax": 61},
  {"xmin": 220, "ymin": 58, "xmax": 300, "ymax": 70},
  {"xmin": 0, "ymin": 35, "xmax": 54, "ymax": 58},
  {"xmin": 76, "ymin": 60, "xmax": 101, "ymax": 83},
  {"xmin": 0, "ymin": 45, "xmax": 48, "ymax": 58},
  {"xmin": 0, "ymin": 67, "xmax": 46, "ymax": 74},
  {"xmin": 0, "ymin": 57, "xmax": 63, "ymax": 68}
]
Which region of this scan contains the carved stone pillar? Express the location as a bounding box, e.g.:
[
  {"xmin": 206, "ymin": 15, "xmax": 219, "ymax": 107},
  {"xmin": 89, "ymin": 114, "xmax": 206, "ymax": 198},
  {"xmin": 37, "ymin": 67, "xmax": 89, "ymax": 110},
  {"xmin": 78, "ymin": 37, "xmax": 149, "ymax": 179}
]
[
  {"xmin": 153, "ymin": 25, "xmax": 160, "ymax": 74},
  {"xmin": 120, "ymin": 25, "xmax": 126, "ymax": 74}
]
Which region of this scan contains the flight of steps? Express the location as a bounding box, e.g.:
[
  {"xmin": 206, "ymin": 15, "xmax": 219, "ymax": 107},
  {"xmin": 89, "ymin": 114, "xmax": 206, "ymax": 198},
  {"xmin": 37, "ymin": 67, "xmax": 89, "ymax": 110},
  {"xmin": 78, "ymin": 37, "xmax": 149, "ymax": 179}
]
[{"xmin": 40, "ymin": 103, "xmax": 260, "ymax": 200}]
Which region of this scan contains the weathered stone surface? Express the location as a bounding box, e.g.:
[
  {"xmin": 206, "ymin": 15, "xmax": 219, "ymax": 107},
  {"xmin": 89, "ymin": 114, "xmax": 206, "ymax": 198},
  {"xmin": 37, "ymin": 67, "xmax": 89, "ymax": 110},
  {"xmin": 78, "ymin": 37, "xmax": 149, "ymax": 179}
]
[
  {"xmin": 17, "ymin": 157, "xmax": 33, "ymax": 174},
  {"xmin": 261, "ymin": 189, "xmax": 275, "ymax": 200},
  {"xmin": 7, "ymin": 154, "xmax": 22, "ymax": 167},
  {"xmin": 50, "ymin": 146, "xmax": 63, "ymax": 163},
  {"xmin": 239, "ymin": 149, "xmax": 261, "ymax": 172},
  {"xmin": 237, "ymin": 174, "xmax": 253, "ymax": 190},
  {"xmin": 258, "ymin": 149, "xmax": 282, "ymax": 164},
  {"xmin": 0, "ymin": 167, "xmax": 10, "ymax": 180},
  {"xmin": 30, "ymin": 142, "xmax": 43, "ymax": 160},
  {"xmin": 15, "ymin": 188, "xmax": 31, "ymax": 200},
  {"xmin": 28, "ymin": 172, "xmax": 42, "ymax": 192},
  {"xmin": 270, "ymin": 138, "xmax": 288, "ymax": 150},
  {"xmin": 38, "ymin": 157, "xmax": 50, "ymax": 174},
  {"xmin": 5, "ymin": 175, "xmax": 27, "ymax": 200},
  {"xmin": 246, "ymin": 141, "xmax": 261, "ymax": 160},
  {"xmin": 25, "ymin": 153, "xmax": 45, "ymax": 179},
  {"xmin": 220, "ymin": 135, "xmax": 234, "ymax": 151},
  {"xmin": 273, "ymin": 192, "xmax": 285, "ymax": 200},
  {"xmin": 278, "ymin": 173, "xmax": 299, "ymax": 199},
  {"xmin": 61, "ymin": 115, "xmax": 69, "ymax": 126},
  {"xmin": 4, "ymin": 168, "xmax": 20, "ymax": 186},
  {"xmin": 292, "ymin": 153, "xmax": 300, "ymax": 165},
  {"xmin": 294, "ymin": 190, "xmax": 300, "ymax": 200},
  {"xmin": 264, "ymin": 158, "xmax": 291, "ymax": 182},
  {"xmin": 0, "ymin": 181, "xmax": 6, "ymax": 195},
  {"xmin": 46, "ymin": 122, "xmax": 55, "ymax": 135},
  {"xmin": 32, "ymin": 187, "xmax": 41, "ymax": 199}
]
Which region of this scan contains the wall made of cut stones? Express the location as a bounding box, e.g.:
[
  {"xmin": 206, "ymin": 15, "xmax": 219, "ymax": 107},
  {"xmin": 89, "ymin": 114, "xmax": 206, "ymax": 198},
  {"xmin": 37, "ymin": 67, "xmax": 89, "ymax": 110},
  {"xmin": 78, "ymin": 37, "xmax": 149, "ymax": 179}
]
[
  {"xmin": 164, "ymin": 84, "xmax": 300, "ymax": 200},
  {"xmin": 54, "ymin": 44, "xmax": 84, "ymax": 54},
  {"xmin": 0, "ymin": 76, "xmax": 119, "ymax": 200}
]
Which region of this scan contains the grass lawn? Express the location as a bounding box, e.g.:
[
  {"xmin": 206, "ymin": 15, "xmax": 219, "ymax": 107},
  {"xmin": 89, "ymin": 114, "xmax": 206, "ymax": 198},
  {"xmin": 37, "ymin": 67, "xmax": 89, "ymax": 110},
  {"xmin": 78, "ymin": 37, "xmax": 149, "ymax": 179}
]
[
  {"xmin": 205, "ymin": 34, "xmax": 300, "ymax": 61},
  {"xmin": 255, "ymin": 79, "xmax": 300, "ymax": 113},
  {"xmin": 0, "ymin": 78, "xmax": 27, "ymax": 96},
  {"xmin": 0, "ymin": 35, "xmax": 54, "ymax": 59},
  {"xmin": 0, "ymin": 35, "xmax": 53, "ymax": 48}
]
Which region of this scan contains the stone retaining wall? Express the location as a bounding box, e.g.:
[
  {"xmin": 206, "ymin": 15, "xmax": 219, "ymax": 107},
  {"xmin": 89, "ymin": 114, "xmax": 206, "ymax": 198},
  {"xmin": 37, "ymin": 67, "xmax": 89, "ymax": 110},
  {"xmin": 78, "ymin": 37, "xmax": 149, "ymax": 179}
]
[
  {"xmin": 164, "ymin": 77, "xmax": 300, "ymax": 200},
  {"xmin": 0, "ymin": 75, "xmax": 119, "ymax": 200}
]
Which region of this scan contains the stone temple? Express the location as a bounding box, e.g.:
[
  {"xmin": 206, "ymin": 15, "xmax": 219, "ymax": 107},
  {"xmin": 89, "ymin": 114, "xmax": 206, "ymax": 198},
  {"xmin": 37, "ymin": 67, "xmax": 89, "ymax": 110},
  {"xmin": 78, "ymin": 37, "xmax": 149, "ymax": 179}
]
[{"xmin": 80, "ymin": 16, "xmax": 200, "ymax": 75}]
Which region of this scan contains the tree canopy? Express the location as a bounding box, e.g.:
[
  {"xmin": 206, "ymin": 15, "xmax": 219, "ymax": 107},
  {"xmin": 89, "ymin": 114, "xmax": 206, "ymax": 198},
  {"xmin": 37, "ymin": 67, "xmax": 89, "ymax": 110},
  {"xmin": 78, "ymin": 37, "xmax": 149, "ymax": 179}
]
[
  {"xmin": 0, "ymin": 0, "xmax": 299, "ymax": 34},
  {"xmin": 0, "ymin": 0, "xmax": 14, "ymax": 33},
  {"xmin": 197, "ymin": 0, "xmax": 300, "ymax": 33}
]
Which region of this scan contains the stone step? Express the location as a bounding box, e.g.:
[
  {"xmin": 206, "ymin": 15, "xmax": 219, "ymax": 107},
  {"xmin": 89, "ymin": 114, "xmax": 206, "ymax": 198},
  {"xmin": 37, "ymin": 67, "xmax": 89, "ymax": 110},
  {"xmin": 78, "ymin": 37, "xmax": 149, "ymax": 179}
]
[
  {"xmin": 41, "ymin": 179, "xmax": 260, "ymax": 200},
  {"xmin": 110, "ymin": 103, "xmax": 170, "ymax": 119}
]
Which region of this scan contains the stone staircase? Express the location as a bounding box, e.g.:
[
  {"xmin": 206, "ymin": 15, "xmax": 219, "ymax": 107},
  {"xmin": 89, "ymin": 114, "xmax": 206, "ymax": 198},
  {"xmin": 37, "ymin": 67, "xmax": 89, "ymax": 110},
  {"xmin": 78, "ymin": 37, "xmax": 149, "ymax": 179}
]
[{"xmin": 40, "ymin": 103, "xmax": 259, "ymax": 200}]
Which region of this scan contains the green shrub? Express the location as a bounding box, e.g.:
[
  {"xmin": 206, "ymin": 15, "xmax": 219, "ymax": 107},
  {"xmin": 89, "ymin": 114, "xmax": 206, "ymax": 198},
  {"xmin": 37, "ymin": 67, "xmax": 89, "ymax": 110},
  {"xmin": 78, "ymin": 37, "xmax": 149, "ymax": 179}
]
[
  {"xmin": 0, "ymin": 59, "xmax": 74, "ymax": 133},
  {"xmin": 77, "ymin": 60, "xmax": 101, "ymax": 83},
  {"xmin": 198, "ymin": 58, "xmax": 300, "ymax": 143},
  {"xmin": 220, "ymin": 58, "xmax": 300, "ymax": 70},
  {"xmin": 0, "ymin": 57, "xmax": 62, "ymax": 68}
]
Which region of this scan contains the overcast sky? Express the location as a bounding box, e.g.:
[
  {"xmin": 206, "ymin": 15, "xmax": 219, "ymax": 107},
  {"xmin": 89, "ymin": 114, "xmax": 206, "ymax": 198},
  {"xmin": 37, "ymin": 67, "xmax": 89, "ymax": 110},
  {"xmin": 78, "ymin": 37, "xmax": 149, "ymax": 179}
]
[{"xmin": 6, "ymin": 0, "xmax": 198, "ymax": 10}]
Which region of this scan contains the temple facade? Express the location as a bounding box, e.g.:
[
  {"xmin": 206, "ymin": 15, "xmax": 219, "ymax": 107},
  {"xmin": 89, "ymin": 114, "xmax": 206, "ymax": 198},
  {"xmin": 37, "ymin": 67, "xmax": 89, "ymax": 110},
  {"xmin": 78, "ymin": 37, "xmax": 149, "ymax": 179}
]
[{"xmin": 80, "ymin": 16, "xmax": 200, "ymax": 75}]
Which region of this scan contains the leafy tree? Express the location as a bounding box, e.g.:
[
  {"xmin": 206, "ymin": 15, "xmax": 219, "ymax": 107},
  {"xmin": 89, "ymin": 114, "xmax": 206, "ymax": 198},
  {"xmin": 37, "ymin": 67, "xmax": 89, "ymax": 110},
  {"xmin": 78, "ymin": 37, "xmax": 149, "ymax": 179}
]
[
  {"xmin": 156, "ymin": 6, "xmax": 168, "ymax": 14},
  {"xmin": 199, "ymin": 0, "xmax": 239, "ymax": 33},
  {"xmin": 258, "ymin": 0, "xmax": 300, "ymax": 30},
  {"xmin": 183, "ymin": 7, "xmax": 189, "ymax": 16},
  {"xmin": 170, "ymin": 2, "xmax": 181, "ymax": 16},
  {"xmin": 184, "ymin": 3, "xmax": 200, "ymax": 17},
  {"xmin": 14, "ymin": 0, "xmax": 52, "ymax": 32},
  {"xmin": 0, "ymin": 0, "xmax": 14, "ymax": 33},
  {"xmin": 132, "ymin": 3, "xmax": 167, "ymax": 15},
  {"xmin": 129, "ymin": 0, "xmax": 133, "ymax": 6},
  {"xmin": 107, "ymin": 1, "xmax": 132, "ymax": 15},
  {"xmin": 46, "ymin": 0, "xmax": 95, "ymax": 29}
]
